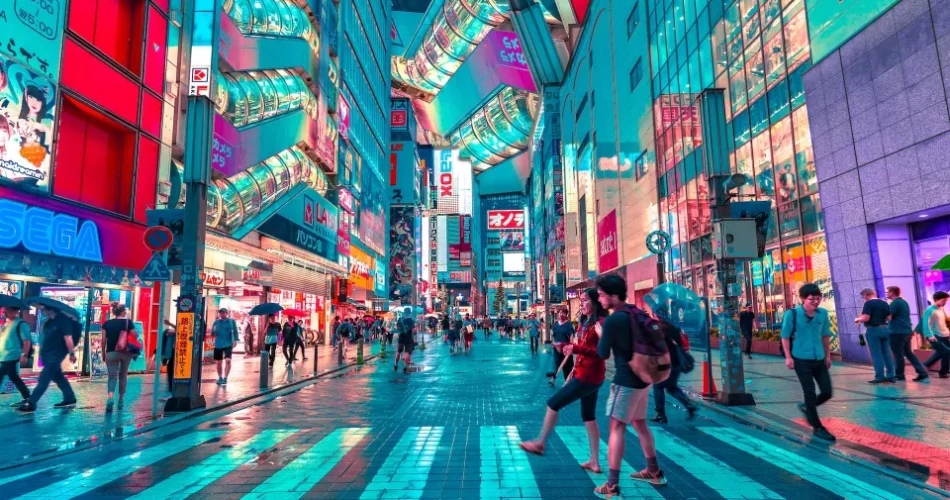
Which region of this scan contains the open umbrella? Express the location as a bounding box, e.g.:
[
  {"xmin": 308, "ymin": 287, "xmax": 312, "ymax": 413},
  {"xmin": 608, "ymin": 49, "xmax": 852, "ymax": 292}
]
[
  {"xmin": 282, "ymin": 308, "xmax": 307, "ymax": 317},
  {"xmin": 643, "ymin": 282, "xmax": 707, "ymax": 333},
  {"xmin": 0, "ymin": 294, "xmax": 28, "ymax": 310},
  {"xmin": 25, "ymin": 296, "xmax": 79, "ymax": 319},
  {"xmin": 249, "ymin": 303, "xmax": 283, "ymax": 316}
]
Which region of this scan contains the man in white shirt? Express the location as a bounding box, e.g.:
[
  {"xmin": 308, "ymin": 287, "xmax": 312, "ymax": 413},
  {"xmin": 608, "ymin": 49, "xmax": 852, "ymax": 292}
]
[{"xmin": 923, "ymin": 291, "xmax": 950, "ymax": 378}]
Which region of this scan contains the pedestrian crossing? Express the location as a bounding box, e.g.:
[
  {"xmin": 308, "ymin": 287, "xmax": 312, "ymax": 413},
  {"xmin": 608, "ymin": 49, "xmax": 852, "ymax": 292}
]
[{"xmin": 0, "ymin": 425, "xmax": 919, "ymax": 499}]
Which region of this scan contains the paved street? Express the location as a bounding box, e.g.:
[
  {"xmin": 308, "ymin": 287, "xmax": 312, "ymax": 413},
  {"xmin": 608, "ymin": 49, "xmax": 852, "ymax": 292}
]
[{"xmin": 0, "ymin": 335, "xmax": 942, "ymax": 499}]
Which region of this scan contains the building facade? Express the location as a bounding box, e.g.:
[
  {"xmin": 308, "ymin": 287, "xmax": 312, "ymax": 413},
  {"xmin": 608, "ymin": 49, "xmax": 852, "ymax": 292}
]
[{"xmin": 481, "ymin": 194, "xmax": 529, "ymax": 315}]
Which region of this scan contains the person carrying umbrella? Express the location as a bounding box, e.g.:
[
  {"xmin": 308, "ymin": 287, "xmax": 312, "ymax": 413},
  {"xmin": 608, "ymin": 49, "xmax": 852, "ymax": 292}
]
[
  {"xmin": 18, "ymin": 298, "xmax": 79, "ymax": 413},
  {"xmin": 282, "ymin": 316, "xmax": 302, "ymax": 366},
  {"xmin": 0, "ymin": 295, "xmax": 32, "ymax": 408}
]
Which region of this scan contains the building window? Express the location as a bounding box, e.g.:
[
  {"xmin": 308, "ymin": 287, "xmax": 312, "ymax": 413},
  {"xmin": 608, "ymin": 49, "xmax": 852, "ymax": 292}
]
[
  {"xmin": 630, "ymin": 58, "xmax": 643, "ymax": 90},
  {"xmin": 627, "ymin": 3, "xmax": 640, "ymax": 38},
  {"xmin": 635, "ymin": 150, "xmax": 649, "ymax": 180}
]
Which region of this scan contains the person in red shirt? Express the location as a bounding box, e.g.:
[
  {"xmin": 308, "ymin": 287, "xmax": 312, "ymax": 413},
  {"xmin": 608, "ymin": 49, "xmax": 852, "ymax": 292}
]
[{"xmin": 520, "ymin": 288, "xmax": 607, "ymax": 473}]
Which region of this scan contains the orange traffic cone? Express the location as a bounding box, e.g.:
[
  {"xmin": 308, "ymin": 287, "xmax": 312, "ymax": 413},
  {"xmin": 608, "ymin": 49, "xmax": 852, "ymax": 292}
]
[{"xmin": 702, "ymin": 360, "xmax": 718, "ymax": 398}]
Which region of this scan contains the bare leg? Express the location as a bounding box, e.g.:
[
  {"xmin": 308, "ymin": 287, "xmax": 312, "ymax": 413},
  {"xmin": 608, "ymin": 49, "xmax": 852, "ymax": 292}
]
[
  {"xmin": 224, "ymin": 359, "xmax": 231, "ymax": 378},
  {"xmin": 216, "ymin": 360, "xmax": 223, "ymax": 379},
  {"xmin": 608, "ymin": 418, "xmax": 626, "ymax": 472},
  {"xmin": 583, "ymin": 420, "xmax": 601, "ymax": 470},
  {"xmin": 532, "ymin": 407, "xmax": 558, "ymax": 445},
  {"xmin": 630, "ymin": 418, "xmax": 657, "ymax": 461}
]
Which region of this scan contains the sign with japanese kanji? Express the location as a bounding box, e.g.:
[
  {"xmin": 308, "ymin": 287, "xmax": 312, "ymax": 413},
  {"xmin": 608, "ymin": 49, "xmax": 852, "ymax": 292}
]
[
  {"xmin": 487, "ymin": 210, "xmax": 525, "ymax": 230},
  {"xmin": 173, "ymin": 312, "xmax": 195, "ymax": 380}
]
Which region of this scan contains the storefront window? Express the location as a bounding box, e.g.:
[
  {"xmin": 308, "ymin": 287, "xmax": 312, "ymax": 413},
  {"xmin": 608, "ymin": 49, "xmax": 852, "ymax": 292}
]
[
  {"xmin": 784, "ymin": 10, "xmax": 810, "ymax": 73},
  {"xmin": 768, "ymin": 246, "xmax": 786, "ymax": 322},
  {"xmin": 805, "ymin": 236, "xmax": 838, "ymax": 351},
  {"xmin": 792, "ymin": 106, "xmax": 817, "ymax": 196},
  {"xmin": 779, "ymin": 201, "xmax": 801, "ymax": 240},
  {"xmin": 801, "ymin": 194, "xmax": 823, "ymax": 235},
  {"xmin": 745, "ymin": 40, "xmax": 765, "ymax": 101}
]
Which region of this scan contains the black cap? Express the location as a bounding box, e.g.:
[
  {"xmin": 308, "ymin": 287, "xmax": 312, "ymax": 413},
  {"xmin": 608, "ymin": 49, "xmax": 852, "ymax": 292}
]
[{"xmin": 934, "ymin": 291, "xmax": 949, "ymax": 301}]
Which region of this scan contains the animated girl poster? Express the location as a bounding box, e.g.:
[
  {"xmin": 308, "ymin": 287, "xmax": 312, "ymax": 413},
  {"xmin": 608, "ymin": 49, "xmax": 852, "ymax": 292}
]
[{"xmin": 0, "ymin": 53, "xmax": 56, "ymax": 192}]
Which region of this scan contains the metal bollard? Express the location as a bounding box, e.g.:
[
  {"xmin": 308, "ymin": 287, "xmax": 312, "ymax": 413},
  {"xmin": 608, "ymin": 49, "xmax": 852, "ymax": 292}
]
[
  {"xmin": 379, "ymin": 335, "xmax": 387, "ymax": 358},
  {"xmin": 356, "ymin": 339, "xmax": 364, "ymax": 364},
  {"xmin": 338, "ymin": 341, "xmax": 344, "ymax": 364},
  {"xmin": 313, "ymin": 342, "xmax": 318, "ymax": 373},
  {"xmin": 419, "ymin": 331, "xmax": 426, "ymax": 350},
  {"xmin": 260, "ymin": 350, "xmax": 269, "ymax": 389}
]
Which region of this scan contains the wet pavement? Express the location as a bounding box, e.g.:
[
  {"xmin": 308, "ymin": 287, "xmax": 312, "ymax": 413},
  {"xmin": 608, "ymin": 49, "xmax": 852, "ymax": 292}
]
[
  {"xmin": 0, "ymin": 334, "xmax": 942, "ymax": 499},
  {"xmin": 0, "ymin": 341, "xmax": 381, "ymax": 465}
]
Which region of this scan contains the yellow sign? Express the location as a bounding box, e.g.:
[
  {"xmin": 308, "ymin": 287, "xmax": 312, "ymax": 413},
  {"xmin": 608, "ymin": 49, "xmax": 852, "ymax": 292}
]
[{"xmin": 174, "ymin": 312, "xmax": 195, "ymax": 380}]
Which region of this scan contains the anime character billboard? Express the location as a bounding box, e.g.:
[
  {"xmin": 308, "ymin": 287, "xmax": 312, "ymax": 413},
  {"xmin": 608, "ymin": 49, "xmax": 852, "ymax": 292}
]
[
  {"xmin": 0, "ymin": 54, "xmax": 56, "ymax": 192},
  {"xmin": 389, "ymin": 206, "xmax": 416, "ymax": 302}
]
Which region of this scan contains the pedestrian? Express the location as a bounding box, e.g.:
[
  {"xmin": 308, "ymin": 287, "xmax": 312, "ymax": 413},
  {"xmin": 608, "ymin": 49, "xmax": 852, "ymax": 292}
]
[
  {"xmin": 520, "ymin": 287, "xmax": 607, "ymax": 473},
  {"xmin": 211, "ymin": 308, "xmax": 240, "ymax": 385},
  {"xmin": 0, "ymin": 304, "xmax": 32, "ymax": 408},
  {"xmin": 527, "ymin": 313, "xmax": 541, "ymax": 353},
  {"xmin": 331, "ymin": 316, "xmax": 341, "ymax": 348},
  {"xmin": 886, "ymin": 286, "xmax": 928, "ymax": 382},
  {"xmin": 394, "ymin": 309, "xmax": 415, "ymax": 373},
  {"xmin": 463, "ymin": 314, "xmax": 475, "ymax": 351},
  {"xmin": 337, "ymin": 317, "xmax": 352, "ymax": 357},
  {"xmin": 102, "ymin": 303, "xmax": 136, "ymax": 411},
  {"xmin": 448, "ymin": 316, "xmax": 462, "ymax": 353},
  {"xmin": 18, "ymin": 306, "xmax": 78, "ymax": 412},
  {"xmin": 739, "ymin": 304, "xmax": 755, "ymax": 359},
  {"xmin": 650, "ymin": 317, "xmax": 697, "ymax": 423},
  {"xmin": 482, "ymin": 317, "xmax": 491, "ymax": 338},
  {"xmin": 782, "ymin": 283, "xmax": 836, "ymax": 441},
  {"xmin": 264, "ymin": 314, "xmax": 280, "ymax": 368},
  {"xmin": 441, "ymin": 314, "xmax": 450, "ymax": 343},
  {"xmin": 923, "ymin": 291, "xmax": 950, "ymax": 378},
  {"xmin": 282, "ymin": 316, "xmax": 301, "ymax": 366},
  {"xmin": 594, "ymin": 274, "xmax": 666, "ymax": 496},
  {"xmin": 855, "ymin": 288, "xmax": 895, "ymax": 384},
  {"xmin": 161, "ymin": 326, "xmax": 176, "ymax": 393},
  {"xmin": 549, "ymin": 310, "xmax": 575, "ymax": 384},
  {"xmin": 243, "ymin": 320, "xmax": 255, "ymax": 356}
]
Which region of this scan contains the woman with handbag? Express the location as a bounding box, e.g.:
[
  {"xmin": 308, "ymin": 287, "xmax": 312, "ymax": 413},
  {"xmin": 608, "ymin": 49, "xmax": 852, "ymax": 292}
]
[
  {"xmin": 102, "ymin": 303, "xmax": 136, "ymax": 412},
  {"xmin": 520, "ymin": 288, "xmax": 607, "ymax": 474}
]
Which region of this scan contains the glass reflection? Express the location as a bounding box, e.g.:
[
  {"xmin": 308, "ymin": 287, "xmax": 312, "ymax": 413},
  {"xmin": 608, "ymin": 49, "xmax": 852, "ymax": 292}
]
[
  {"xmin": 224, "ymin": 0, "xmax": 319, "ymax": 53},
  {"xmin": 215, "ymin": 69, "xmax": 316, "ymax": 127}
]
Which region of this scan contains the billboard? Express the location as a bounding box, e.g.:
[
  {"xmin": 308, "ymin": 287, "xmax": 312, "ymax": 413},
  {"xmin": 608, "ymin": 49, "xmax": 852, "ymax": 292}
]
[
  {"xmin": 389, "ymin": 141, "xmax": 417, "ymax": 204},
  {"xmin": 487, "ymin": 209, "xmax": 525, "ymax": 229},
  {"xmin": 437, "ymin": 215, "xmax": 448, "ymax": 272},
  {"xmin": 0, "ymin": 54, "xmax": 58, "ymax": 193},
  {"xmin": 436, "ymin": 149, "xmax": 459, "ymax": 214},
  {"xmin": 503, "ymin": 252, "xmax": 526, "ymax": 278},
  {"xmin": 597, "ymin": 210, "xmax": 619, "ymax": 272},
  {"xmin": 359, "ymin": 169, "xmax": 386, "ymax": 255},
  {"xmin": 257, "ymin": 189, "xmax": 339, "ymax": 263},
  {"xmin": 389, "ymin": 206, "xmax": 415, "ymax": 302},
  {"xmin": 338, "ymin": 94, "xmax": 351, "ymax": 140},
  {"xmin": 500, "ymin": 231, "xmax": 525, "ymax": 251}
]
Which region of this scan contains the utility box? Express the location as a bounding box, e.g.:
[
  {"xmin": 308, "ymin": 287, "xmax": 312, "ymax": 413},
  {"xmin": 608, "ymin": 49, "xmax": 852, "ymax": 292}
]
[{"xmin": 712, "ymin": 219, "xmax": 760, "ymax": 259}]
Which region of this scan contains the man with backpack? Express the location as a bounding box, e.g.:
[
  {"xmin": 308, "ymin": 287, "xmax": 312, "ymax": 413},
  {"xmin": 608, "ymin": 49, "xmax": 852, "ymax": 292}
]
[
  {"xmin": 594, "ymin": 274, "xmax": 667, "ymax": 497},
  {"xmin": 782, "ymin": 283, "xmax": 836, "ymax": 441},
  {"xmin": 18, "ymin": 306, "xmax": 78, "ymax": 412},
  {"xmin": 0, "ymin": 305, "xmax": 32, "ymax": 407},
  {"xmin": 394, "ymin": 308, "xmax": 415, "ymax": 373}
]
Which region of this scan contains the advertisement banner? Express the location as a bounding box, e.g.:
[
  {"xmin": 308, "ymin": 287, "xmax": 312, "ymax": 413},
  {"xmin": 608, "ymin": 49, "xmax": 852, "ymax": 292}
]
[
  {"xmin": 389, "ymin": 206, "xmax": 415, "ymax": 302},
  {"xmin": 414, "ymin": 215, "xmax": 422, "ymax": 300},
  {"xmin": 349, "ymin": 246, "xmax": 374, "ymax": 290},
  {"xmin": 391, "ymin": 98, "xmax": 410, "ymax": 130},
  {"xmin": 597, "ymin": 210, "xmax": 619, "ymax": 272},
  {"xmin": 487, "ymin": 210, "xmax": 525, "ymax": 229},
  {"xmin": 500, "ymin": 231, "xmax": 525, "ymax": 251},
  {"xmin": 435, "ymin": 149, "xmax": 459, "ymax": 214},
  {"xmin": 374, "ymin": 260, "xmax": 386, "ymax": 296},
  {"xmin": 0, "ymin": 54, "xmax": 58, "ymax": 192},
  {"xmin": 338, "ymin": 94, "xmax": 351, "ymax": 140},
  {"xmin": 389, "ymin": 141, "xmax": 417, "ymax": 204},
  {"xmin": 359, "ymin": 169, "xmax": 386, "ymax": 255},
  {"xmin": 257, "ymin": 188, "xmax": 339, "ymax": 263},
  {"xmin": 437, "ymin": 215, "xmax": 448, "ymax": 272}
]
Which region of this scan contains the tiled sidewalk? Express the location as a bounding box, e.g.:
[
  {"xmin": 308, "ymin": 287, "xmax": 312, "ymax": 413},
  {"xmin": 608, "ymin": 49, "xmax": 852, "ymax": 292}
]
[{"xmin": 0, "ymin": 339, "xmax": 381, "ymax": 465}]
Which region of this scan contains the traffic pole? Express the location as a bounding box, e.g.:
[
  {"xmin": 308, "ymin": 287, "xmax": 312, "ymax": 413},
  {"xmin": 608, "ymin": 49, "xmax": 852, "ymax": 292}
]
[
  {"xmin": 150, "ymin": 267, "xmax": 168, "ymax": 418},
  {"xmin": 356, "ymin": 339, "xmax": 364, "ymax": 364},
  {"xmin": 313, "ymin": 340, "xmax": 318, "ymax": 373}
]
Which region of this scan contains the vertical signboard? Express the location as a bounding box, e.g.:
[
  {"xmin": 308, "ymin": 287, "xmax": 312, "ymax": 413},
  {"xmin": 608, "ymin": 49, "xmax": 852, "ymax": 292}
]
[
  {"xmin": 389, "ymin": 205, "xmax": 415, "ymax": 303},
  {"xmin": 174, "ymin": 312, "xmax": 195, "ymax": 379},
  {"xmin": 436, "ymin": 149, "xmax": 459, "ymax": 214},
  {"xmin": 338, "ymin": 94, "xmax": 351, "ymax": 140},
  {"xmin": 597, "ymin": 210, "xmax": 619, "ymax": 271}
]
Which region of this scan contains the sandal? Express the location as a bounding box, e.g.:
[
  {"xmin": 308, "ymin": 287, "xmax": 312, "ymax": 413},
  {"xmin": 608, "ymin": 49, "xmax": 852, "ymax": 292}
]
[
  {"xmin": 519, "ymin": 441, "xmax": 545, "ymax": 455},
  {"xmin": 580, "ymin": 462, "xmax": 603, "ymax": 474}
]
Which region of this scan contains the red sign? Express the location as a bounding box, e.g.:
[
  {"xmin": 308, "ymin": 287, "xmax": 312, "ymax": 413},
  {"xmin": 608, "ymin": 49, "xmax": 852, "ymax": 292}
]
[
  {"xmin": 143, "ymin": 226, "xmax": 173, "ymax": 252},
  {"xmin": 597, "ymin": 210, "xmax": 619, "ymax": 272},
  {"xmin": 487, "ymin": 209, "xmax": 525, "ymax": 229},
  {"xmin": 391, "ymin": 109, "xmax": 407, "ymax": 128},
  {"xmin": 191, "ymin": 68, "xmax": 208, "ymax": 82},
  {"xmin": 200, "ymin": 268, "xmax": 226, "ymax": 288}
]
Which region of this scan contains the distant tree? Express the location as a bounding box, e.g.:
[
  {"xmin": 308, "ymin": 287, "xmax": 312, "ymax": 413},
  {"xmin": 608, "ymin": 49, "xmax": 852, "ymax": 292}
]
[
  {"xmin": 438, "ymin": 285, "xmax": 448, "ymax": 313},
  {"xmin": 492, "ymin": 279, "xmax": 506, "ymax": 316}
]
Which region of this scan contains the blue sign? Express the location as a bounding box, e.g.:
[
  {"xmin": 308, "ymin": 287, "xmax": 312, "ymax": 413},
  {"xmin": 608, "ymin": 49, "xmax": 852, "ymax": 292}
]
[
  {"xmin": 140, "ymin": 253, "xmax": 172, "ymax": 282},
  {"xmin": 258, "ymin": 188, "xmax": 339, "ymax": 263},
  {"xmin": 0, "ymin": 199, "xmax": 103, "ymax": 262}
]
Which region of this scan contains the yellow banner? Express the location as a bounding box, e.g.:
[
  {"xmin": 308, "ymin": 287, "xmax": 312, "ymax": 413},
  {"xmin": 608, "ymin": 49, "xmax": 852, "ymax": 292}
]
[{"xmin": 174, "ymin": 312, "xmax": 195, "ymax": 380}]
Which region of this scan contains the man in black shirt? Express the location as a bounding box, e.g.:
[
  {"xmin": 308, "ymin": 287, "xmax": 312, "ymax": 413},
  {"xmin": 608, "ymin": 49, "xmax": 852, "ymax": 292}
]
[
  {"xmin": 855, "ymin": 288, "xmax": 895, "ymax": 384},
  {"xmin": 739, "ymin": 305, "xmax": 755, "ymax": 358},
  {"xmin": 593, "ymin": 275, "xmax": 665, "ymax": 497},
  {"xmin": 886, "ymin": 286, "xmax": 928, "ymax": 382}
]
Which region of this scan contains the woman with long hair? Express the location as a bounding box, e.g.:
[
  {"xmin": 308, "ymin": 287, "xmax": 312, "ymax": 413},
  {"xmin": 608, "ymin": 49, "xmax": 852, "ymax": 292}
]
[{"xmin": 520, "ymin": 288, "xmax": 608, "ymax": 473}]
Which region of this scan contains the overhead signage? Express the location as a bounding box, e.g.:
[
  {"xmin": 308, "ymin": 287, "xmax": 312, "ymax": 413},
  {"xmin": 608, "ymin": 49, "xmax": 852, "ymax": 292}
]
[
  {"xmin": 0, "ymin": 199, "xmax": 102, "ymax": 262},
  {"xmin": 147, "ymin": 208, "xmax": 185, "ymax": 268},
  {"xmin": 598, "ymin": 210, "xmax": 619, "ymax": 272},
  {"xmin": 187, "ymin": 0, "xmax": 219, "ymax": 96},
  {"xmin": 257, "ymin": 189, "xmax": 339, "ymax": 263},
  {"xmin": 200, "ymin": 268, "xmax": 225, "ymax": 288},
  {"xmin": 338, "ymin": 187, "xmax": 355, "ymax": 213},
  {"xmin": 0, "ymin": 54, "xmax": 58, "ymax": 193},
  {"xmin": 224, "ymin": 262, "xmax": 273, "ymax": 286},
  {"xmin": 487, "ymin": 209, "xmax": 525, "ymax": 230}
]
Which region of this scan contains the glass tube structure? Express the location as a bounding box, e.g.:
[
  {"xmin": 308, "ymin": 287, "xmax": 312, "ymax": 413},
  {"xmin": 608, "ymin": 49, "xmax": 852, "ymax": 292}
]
[
  {"xmin": 450, "ymin": 87, "xmax": 537, "ymax": 166},
  {"xmin": 214, "ymin": 69, "xmax": 318, "ymax": 128},
  {"xmin": 223, "ymin": 0, "xmax": 320, "ymax": 53}
]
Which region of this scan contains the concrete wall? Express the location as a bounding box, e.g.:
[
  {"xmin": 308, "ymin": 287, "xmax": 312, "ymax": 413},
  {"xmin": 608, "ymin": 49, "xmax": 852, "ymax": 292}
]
[{"xmin": 803, "ymin": 0, "xmax": 950, "ymax": 361}]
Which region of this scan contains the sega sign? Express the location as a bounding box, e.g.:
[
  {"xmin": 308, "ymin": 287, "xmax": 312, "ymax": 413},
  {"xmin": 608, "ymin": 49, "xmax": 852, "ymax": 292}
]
[
  {"xmin": 0, "ymin": 199, "xmax": 103, "ymax": 262},
  {"xmin": 487, "ymin": 209, "xmax": 525, "ymax": 230},
  {"xmin": 438, "ymin": 149, "xmax": 455, "ymax": 197}
]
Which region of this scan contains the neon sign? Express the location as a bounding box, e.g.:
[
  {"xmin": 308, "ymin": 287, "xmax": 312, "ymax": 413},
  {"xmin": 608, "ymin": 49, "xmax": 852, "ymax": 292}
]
[
  {"xmin": 439, "ymin": 150, "xmax": 454, "ymax": 196},
  {"xmin": 0, "ymin": 199, "xmax": 103, "ymax": 262}
]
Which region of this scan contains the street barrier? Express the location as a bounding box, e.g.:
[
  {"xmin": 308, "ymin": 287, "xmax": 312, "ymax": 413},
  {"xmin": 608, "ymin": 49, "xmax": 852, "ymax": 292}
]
[
  {"xmin": 260, "ymin": 351, "xmax": 269, "ymax": 389},
  {"xmin": 357, "ymin": 339, "xmax": 364, "ymax": 364}
]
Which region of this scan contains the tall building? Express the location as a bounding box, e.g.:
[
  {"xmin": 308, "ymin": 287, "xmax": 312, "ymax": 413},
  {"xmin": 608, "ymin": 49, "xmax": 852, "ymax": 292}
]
[{"xmin": 481, "ymin": 194, "xmax": 529, "ymax": 316}]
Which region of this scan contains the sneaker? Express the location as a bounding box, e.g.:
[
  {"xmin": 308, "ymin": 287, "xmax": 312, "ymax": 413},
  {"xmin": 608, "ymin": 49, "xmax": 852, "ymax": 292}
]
[
  {"xmin": 884, "ymin": 378, "xmax": 897, "ymax": 384},
  {"xmin": 894, "ymin": 376, "xmax": 906, "ymax": 381},
  {"xmin": 593, "ymin": 482, "xmax": 621, "ymax": 499},
  {"xmin": 105, "ymin": 399, "xmax": 114, "ymax": 412},
  {"xmin": 630, "ymin": 469, "xmax": 667, "ymax": 486},
  {"xmin": 9, "ymin": 399, "xmax": 28, "ymax": 408},
  {"xmin": 53, "ymin": 400, "xmax": 77, "ymax": 409},
  {"xmin": 650, "ymin": 413, "xmax": 668, "ymax": 423},
  {"xmin": 221, "ymin": 378, "xmax": 227, "ymax": 385},
  {"xmin": 16, "ymin": 402, "xmax": 35, "ymax": 413},
  {"xmin": 813, "ymin": 427, "xmax": 836, "ymax": 441},
  {"xmin": 940, "ymin": 374, "xmax": 950, "ymax": 379},
  {"xmin": 686, "ymin": 405, "xmax": 698, "ymax": 419},
  {"xmin": 403, "ymin": 367, "xmax": 409, "ymax": 374},
  {"xmin": 867, "ymin": 379, "xmax": 887, "ymax": 384},
  {"xmin": 215, "ymin": 378, "xmax": 223, "ymax": 385},
  {"xmin": 913, "ymin": 374, "xmax": 930, "ymax": 382},
  {"xmin": 117, "ymin": 400, "xmax": 124, "ymax": 410}
]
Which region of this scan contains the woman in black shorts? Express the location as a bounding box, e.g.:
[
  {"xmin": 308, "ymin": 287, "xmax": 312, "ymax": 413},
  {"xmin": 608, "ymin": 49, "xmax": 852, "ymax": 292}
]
[{"xmin": 520, "ymin": 288, "xmax": 608, "ymax": 473}]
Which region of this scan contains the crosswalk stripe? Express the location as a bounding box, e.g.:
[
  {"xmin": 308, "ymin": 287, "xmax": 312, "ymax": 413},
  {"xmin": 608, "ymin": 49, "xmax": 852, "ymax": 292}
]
[
  {"xmin": 128, "ymin": 429, "xmax": 299, "ymax": 500},
  {"xmin": 13, "ymin": 431, "xmax": 225, "ymax": 500},
  {"xmin": 631, "ymin": 427, "xmax": 784, "ymax": 499},
  {"xmin": 699, "ymin": 427, "xmax": 903, "ymax": 500},
  {"xmin": 481, "ymin": 426, "xmax": 541, "ymax": 500},
  {"xmin": 0, "ymin": 467, "xmax": 56, "ymax": 488},
  {"xmin": 556, "ymin": 426, "xmax": 663, "ymax": 499},
  {"xmin": 360, "ymin": 426, "xmax": 443, "ymax": 499},
  {"xmin": 243, "ymin": 427, "xmax": 370, "ymax": 499}
]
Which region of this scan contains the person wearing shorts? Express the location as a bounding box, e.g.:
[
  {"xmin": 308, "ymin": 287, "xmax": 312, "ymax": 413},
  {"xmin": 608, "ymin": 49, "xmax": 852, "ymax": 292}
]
[
  {"xmin": 211, "ymin": 309, "xmax": 239, "ymax": 385},
  {"xmin": 594, "ymin": 274, "xmax": 666, "ymax": 498},
  {"xmin": 395, "ymin": 310, "xmax": 415, "ymax": 373},
  {"xmin": 521, "ymin": 287, "xmax": 607, "ymax": 473}
]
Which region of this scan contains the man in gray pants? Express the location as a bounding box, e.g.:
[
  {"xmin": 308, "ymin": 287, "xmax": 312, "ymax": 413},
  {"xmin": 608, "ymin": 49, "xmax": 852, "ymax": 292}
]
[{"xmin": 855, "ymin": 288, "xmax": 895, "ymax": 384}]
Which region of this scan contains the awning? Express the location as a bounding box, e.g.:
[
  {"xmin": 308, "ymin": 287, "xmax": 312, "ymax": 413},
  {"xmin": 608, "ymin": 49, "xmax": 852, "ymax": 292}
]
[
  {"xmin": 207, "ymin": 232, "xmax": 281, "ymax": 265},
  {"xmin": 260, "ymin": 236, "xmax": 348, "ymax": 277}
]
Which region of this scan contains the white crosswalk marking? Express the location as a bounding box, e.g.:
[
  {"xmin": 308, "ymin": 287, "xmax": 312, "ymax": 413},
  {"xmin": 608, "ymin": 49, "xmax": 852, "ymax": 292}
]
[
  {"xmin": 631, "ymin": 427, "xmax": 784, "ymax": 499},
  {"xmin": 13, "ymin": 431, "xmax": 225, "ymax": 500},
  {"xmin": 481, "ymin": 426, "xmax": 541, "ymax": 500},
  {"xmin": 556, "ymin": 426, "xmax": 664, "ymax": 498},
  {"xmin": 243, "ymin": 427, "xmax": 370, "ymax": 499},
  {"xmin": 0, "ymin": 467, "xmax": 56, "ymax": 488},
  {"xmin": 129, "ymin": 429, "xmax": 299, "ymax": 500},
  {"xmin": 699, "ymin": 427, "xmax": 903, "ymax": 500},
  {"xmin": 360, "ymin": 426, "xmax": 443, "ymax": 499}
]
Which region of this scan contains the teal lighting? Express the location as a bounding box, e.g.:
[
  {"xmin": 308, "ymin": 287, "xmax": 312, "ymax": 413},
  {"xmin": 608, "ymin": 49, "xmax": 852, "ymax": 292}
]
[
  {"xmin": 215, "ymin": 69, "xmax": 317, "ymax": 128},
  {"xmin": 450, "ymin": 87, "xmax": 536, "ymax": 167},
  {"xmin": 556, "ymin": 426, "xmax": 663, "ymax": 498},
  {"xmin": 480, "ymin": 426, "xmax": 541, "ymax": 499},
  {"xmin": 359, "ymin": 427, "xmax": 444, "ymax": 499},
  {"xmin": 224, "ymin": 0, "xmax": 320, "ymax": 54}
]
